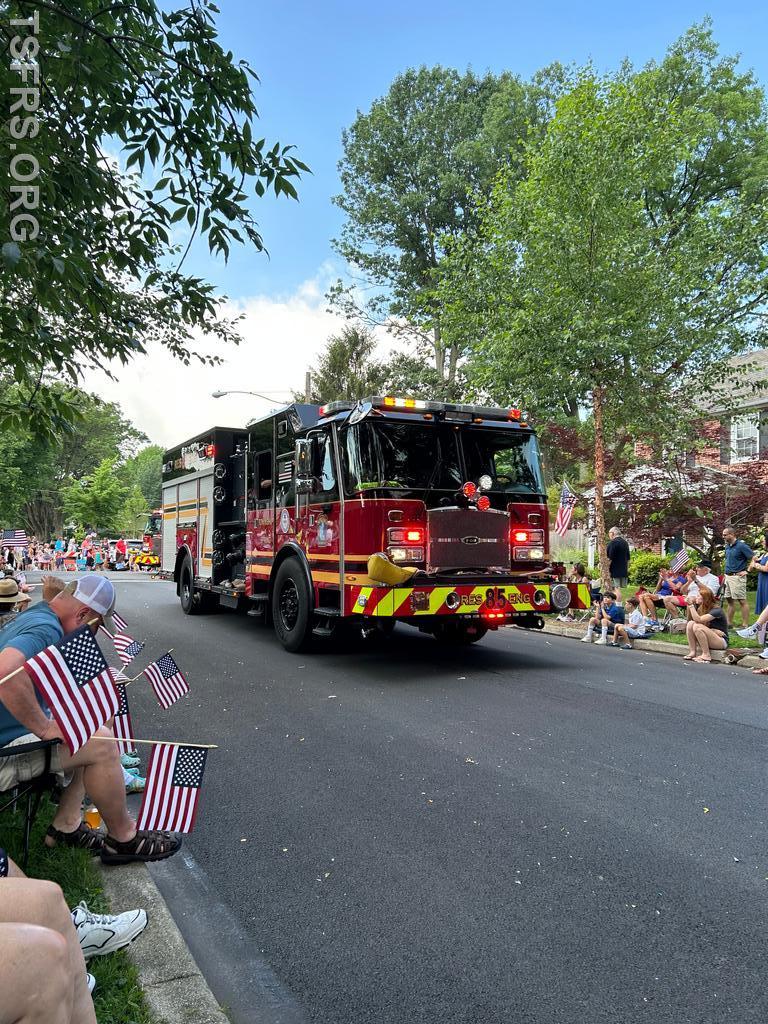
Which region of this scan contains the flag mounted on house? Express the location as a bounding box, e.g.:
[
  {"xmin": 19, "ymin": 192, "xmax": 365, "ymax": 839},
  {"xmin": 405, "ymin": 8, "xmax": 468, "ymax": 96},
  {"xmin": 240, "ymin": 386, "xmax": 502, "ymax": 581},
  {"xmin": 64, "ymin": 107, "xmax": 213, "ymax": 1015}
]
[
  {"xmin": 24, "ymin": 626, "xmax": 119, "ymax": 754},
  {"xmin": 137, "ymin": 743, "xmax": 208, "ymax": 833},
  {"xmin": 554, "ymin": 482, "xmax": 578, "ymax": 537}
]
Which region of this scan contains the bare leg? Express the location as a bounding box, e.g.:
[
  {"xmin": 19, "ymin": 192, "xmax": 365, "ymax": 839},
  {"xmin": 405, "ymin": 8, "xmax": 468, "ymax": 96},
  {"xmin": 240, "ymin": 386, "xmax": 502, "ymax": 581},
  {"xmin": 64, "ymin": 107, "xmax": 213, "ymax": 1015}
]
[
  {"xmin": 50, "ymin": 767, "xmax": 86, "ymax": 834},
  {"xmin": 0, "ymin": 923, "xmax": 72, "ymax": 1024},
  {"xmin": 0, "ymin": 878, "xmax": 96, "ymax": 1024},
  {"xmin": 684, "ymin": 621, "xmax": 699, "ymax": 658},
  {"xmin": 56, "ymin": 726, "xmax": 135, "ymax": 843},
  {"xmin": 724, "ymin": 598, "xmax": 735, "ymax": 626},
  {"xmin": 663, "ymin": 596, "xmax": 679, "ymax": 619},
  {"xmin": 739, "ymin": 599, "xmax": 751, "ymax": 627}
]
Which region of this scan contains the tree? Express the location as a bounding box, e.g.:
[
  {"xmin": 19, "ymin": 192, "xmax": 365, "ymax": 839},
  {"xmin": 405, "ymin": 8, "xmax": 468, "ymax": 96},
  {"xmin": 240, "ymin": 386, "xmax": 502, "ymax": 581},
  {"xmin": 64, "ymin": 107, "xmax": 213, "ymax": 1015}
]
[
  {"xmin": 304, "ymin": 326, "xmax": 387, "ymax": 403},
  {"xmin": 0, "ymin": 385, "xmax": 147, "ymax": 536},
  {"xmin": 62, "ymin": 458, "xmax": 128, "ymax": 534},
  {"xmin": 440, "ymin": 24, "xmax": 768, "ymax": 585},
  {"xmin": 0, "ymin": 0, "xmax": 307, "ymax": 431},
  {"xmin": 331, "ymin": 66, "xmax": 547, "ymax": 395},
  {"xmin": 118, "ymin": 485, "xmax": 150, "ymax": 536},
  {"xmin": 122, "ymin": 445, "xmax": 163, "ymax": 509}
]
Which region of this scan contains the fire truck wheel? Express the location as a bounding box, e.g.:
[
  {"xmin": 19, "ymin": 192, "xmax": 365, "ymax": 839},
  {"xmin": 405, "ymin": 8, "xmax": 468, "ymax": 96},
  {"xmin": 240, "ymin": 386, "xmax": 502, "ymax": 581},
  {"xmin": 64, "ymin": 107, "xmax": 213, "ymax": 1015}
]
[
  {"xmin": 432, "ymin": 621, "xmax": 488, "ymax": 646},
  {"xmin": 179, "ymin": 558, "xmax": 215, "ymax": 615},
  {"xmin": 273, "ymin": 559, "xmax": 313, "ymax": 652}
]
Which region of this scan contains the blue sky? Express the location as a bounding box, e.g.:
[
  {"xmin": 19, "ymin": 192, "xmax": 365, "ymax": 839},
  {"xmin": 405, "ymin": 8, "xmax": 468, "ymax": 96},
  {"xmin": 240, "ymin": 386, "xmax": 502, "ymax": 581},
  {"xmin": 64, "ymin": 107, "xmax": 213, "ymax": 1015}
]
[{"xmin": 193, "ymin": 0, "xmax": 768, "ymax": 301}]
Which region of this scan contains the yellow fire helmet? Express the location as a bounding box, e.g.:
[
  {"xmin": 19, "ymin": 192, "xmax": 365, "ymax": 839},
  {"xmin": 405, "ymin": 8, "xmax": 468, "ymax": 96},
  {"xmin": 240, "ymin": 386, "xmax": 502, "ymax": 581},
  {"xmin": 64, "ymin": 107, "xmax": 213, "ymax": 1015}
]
[{"xmin": 367, "ymin": 552, "xmax": 419, "ymax": 587}]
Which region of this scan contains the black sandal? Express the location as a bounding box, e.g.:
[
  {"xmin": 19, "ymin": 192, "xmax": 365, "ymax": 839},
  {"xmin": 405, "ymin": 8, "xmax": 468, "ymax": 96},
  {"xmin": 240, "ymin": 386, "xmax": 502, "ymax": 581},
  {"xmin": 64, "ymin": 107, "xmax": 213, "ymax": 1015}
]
[
  {"xmin": 45, "ymin": 822, "xmax": 104, "ymax": 852},
  {"xmin": 101, "ymin": 829, "xmax": 182, "ymax": 864}
]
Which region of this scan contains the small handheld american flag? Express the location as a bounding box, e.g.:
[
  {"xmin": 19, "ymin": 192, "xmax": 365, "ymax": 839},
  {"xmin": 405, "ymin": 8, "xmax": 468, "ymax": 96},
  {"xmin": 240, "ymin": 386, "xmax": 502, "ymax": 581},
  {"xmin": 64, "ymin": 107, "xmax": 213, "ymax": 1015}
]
[
  {"xmin": 1, "ymin": 529, "xmax": 28, "ymax": 548},
  {"xmin": 25, "ymin": 626, "xmax": 119, "ymax": 754},
  {"xmin": 144, "ymin": 653, "xmax": 189, "ymax": 709},
  {"xmin": 110, "ymin": 676, "xmax": 135, "ymax": 754},
  {"xmin": 112, "ymin": 611, "xmax": 128, "ymax": 632},
  {"xmin": 137, "ymin": 743, "xmax": 208, "ymax": 833},
  {"xmin": 669, "ymin": 548, "xmax": 689, "ymax": 574},
  {"xmin": 112, "ymin": 633, "xmax": 145, "ymax": 666},
  {"xmin": 554, "ymin": 482, "xmax": 578, "ymax": 538}
]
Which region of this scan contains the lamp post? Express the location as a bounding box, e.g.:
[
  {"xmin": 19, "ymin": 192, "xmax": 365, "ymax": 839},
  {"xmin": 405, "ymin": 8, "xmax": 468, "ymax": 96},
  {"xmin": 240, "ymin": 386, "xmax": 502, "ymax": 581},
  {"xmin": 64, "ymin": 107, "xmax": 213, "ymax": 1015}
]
[{"xmin": 211, "ymin": 389, "xmax": 289, "ymax": 402}]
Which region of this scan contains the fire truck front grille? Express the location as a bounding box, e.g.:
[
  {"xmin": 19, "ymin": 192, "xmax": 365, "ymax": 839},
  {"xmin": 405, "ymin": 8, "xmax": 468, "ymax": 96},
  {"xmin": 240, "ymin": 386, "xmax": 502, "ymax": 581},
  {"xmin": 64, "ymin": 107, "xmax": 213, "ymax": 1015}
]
[{"xmin": 427, "ymin": 508, "xmax": 511, "ymax": 572}]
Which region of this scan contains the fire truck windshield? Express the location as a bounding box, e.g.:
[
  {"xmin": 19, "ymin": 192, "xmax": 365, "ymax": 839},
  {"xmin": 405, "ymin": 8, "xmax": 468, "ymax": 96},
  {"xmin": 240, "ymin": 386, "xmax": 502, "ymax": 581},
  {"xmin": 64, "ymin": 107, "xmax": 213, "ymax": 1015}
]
[
  {"xmin": 341, "ymin": 421, "xmax": 544, "ymax": 496},
  {"xmin": 144, "ymin": 513, "xmax": 162, "ymax": 535}
]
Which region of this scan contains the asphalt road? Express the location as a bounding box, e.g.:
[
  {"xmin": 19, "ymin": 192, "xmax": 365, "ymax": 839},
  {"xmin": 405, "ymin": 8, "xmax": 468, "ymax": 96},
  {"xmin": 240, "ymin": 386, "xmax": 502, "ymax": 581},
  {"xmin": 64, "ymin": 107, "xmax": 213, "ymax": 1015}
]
[{"xmin": 76, "ymin": 574, "xmax": 768, "ymax": 1023}]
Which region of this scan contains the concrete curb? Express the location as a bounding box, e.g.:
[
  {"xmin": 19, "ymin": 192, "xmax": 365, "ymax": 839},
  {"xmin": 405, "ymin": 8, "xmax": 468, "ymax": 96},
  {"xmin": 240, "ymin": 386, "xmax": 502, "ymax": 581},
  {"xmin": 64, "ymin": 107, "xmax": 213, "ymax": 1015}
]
[
  {"xmin": 541, "ymin": 621, "xmax": 765, "ymax": 669},
  {"xmin": 99, "ymin": 861, "xmax": 230, "ymax": 1024}
]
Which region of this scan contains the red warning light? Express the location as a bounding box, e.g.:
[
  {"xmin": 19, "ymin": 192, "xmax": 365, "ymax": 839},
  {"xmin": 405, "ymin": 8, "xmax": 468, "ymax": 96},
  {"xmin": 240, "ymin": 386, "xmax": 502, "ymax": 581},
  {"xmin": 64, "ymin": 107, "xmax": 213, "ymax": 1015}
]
[
  {"xmin": 477, "ymin": 495, "xmax": 491, "ymax": 511},
  {"xmin": 462, "ymin": 481, "xmax": 477, "ymax": 498},
  {"xmin": 205, "ymin": 444, "xmax": 215, "ymax": 458},
  {"xmin": 513, "ymin": 529, "xmax": 529, "ymax": 543},
  {"xmin": 405, "ymin": 528, "xmax": 424, "ymax": 543}
]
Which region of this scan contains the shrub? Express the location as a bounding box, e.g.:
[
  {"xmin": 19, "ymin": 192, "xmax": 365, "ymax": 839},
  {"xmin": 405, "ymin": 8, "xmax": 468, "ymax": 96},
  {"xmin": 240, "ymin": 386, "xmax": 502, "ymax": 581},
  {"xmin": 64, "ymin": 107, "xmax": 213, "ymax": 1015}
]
[{"xmin": 628, "ymin": 551, "xmax": 669, "ymax": 588}]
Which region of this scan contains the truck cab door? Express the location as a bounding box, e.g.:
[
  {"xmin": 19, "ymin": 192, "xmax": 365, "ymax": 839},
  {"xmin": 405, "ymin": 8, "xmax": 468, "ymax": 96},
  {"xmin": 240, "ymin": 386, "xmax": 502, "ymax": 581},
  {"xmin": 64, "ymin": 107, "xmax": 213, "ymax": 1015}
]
[{"xmin": 296, "ymin": 428, "xmax": 341, "ymax": 592}]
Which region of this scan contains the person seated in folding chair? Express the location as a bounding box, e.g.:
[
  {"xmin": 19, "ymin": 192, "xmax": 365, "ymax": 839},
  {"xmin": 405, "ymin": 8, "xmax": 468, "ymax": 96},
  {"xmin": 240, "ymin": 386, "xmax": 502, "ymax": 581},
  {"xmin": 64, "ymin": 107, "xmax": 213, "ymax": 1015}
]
[
  {"xmin": 636, "ymin": 569, "xmax": 687, "ymax": 631},
  {"xmin": 0, "ymin": 576, "xmax": 181, "ymax": 865}
]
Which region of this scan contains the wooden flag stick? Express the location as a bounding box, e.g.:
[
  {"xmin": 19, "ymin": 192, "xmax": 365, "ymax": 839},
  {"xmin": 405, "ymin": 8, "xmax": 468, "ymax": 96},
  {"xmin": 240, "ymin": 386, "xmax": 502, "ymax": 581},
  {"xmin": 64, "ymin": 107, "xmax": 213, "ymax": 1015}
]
[{"xmin": 94, "ymin": 735, "xmax": 217, "ymax": 750}]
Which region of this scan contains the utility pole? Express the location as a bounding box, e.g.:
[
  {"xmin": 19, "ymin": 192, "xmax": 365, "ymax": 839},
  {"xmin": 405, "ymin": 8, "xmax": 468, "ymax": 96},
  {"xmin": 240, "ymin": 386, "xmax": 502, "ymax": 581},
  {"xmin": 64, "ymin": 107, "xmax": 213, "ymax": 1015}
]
[{"xmin": 305, "ymin": 371, "xmax": 312, "ymax": 402}]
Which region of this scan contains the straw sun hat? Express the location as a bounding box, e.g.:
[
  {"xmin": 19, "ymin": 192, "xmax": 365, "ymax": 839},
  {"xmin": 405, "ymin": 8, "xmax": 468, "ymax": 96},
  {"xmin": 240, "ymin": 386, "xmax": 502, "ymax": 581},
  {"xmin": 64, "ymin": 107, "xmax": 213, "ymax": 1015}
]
[{"xmin": 0, "ymin": 577, "xmax": 32, "ymax": 606}]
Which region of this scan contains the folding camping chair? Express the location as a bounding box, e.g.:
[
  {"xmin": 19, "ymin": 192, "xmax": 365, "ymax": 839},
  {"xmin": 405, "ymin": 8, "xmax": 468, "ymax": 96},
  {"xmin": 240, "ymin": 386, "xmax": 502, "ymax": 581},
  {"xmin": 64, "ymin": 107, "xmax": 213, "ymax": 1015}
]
[{"xmin": 0, "ymin": 738, "xmax": 59, "ymax": 870}]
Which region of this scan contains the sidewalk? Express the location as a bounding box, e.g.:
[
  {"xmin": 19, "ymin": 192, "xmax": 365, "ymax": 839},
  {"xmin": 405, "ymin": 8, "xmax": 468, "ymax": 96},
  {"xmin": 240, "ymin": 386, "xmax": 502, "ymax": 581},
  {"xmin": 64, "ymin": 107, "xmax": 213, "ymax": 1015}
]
[{"xmin": 541, "ymin": 620, "xmax": 766, "ymax": 670}]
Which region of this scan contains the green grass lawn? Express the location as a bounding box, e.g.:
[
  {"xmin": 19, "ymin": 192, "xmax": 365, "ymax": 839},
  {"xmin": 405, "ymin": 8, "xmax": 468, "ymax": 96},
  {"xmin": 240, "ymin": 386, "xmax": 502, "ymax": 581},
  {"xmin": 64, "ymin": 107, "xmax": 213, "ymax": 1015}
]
[{"xmin": 1, "ymin": 796, "xmax": 154, "ymax": 1024}]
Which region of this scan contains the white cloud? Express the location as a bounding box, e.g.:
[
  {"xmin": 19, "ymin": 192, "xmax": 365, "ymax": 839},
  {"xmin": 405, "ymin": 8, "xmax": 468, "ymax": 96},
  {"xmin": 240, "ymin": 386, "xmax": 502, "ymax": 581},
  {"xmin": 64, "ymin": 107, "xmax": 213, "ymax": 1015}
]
[{"xmin": 83, "ymin": 270, "xmax": 353, "ymax": 448}]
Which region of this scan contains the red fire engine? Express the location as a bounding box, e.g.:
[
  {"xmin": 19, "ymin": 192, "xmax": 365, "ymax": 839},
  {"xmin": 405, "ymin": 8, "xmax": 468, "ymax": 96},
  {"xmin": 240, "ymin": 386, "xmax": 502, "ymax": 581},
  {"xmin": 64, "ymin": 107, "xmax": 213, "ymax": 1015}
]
[
  {"xmin": 133, "ymin": 510, "xmax": 162, "ymax": 570},
  {"xmin": 160, "ymin": 397, "xmax": 590, "ymax": 651}
]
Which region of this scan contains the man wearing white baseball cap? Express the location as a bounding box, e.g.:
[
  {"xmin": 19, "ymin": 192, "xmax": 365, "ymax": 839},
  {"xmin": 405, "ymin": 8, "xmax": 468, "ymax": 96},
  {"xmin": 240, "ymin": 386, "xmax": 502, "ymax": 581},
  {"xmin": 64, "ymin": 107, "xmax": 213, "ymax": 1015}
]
[{"xmin": 0, "ymin": 579, "xmax": 181, "ymax": 864}]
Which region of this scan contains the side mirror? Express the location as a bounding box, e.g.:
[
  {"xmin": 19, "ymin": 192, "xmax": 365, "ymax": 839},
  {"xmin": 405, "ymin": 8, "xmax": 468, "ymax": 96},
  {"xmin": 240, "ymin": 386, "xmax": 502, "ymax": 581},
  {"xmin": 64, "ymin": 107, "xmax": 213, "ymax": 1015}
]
[{"xmin": 295, "ymin": 438, "xmax": 314, "ymax": 476}]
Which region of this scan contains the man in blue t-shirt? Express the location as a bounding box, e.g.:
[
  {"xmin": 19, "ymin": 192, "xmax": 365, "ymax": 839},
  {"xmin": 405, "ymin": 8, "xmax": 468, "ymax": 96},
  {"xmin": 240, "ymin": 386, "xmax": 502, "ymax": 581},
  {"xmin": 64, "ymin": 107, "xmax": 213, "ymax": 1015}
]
[
  {"xmin": 722, "ymin": 526, "xmax": 753, "ymax": 627},
  {"xmin": 580, "ymin": 591, "xmax": 625, "ymax": 645},
  {"xmin": 0, "ymin": 577, "xmax": 180, "ymax": 865}
]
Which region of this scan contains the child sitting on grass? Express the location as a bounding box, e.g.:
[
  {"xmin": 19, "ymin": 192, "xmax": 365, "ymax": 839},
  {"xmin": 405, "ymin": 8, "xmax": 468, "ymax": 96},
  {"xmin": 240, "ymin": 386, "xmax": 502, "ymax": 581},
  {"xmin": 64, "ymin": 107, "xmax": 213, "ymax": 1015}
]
[{"xmin": 610, "ymin": 597, "xmax": 647, "ymax": 649}]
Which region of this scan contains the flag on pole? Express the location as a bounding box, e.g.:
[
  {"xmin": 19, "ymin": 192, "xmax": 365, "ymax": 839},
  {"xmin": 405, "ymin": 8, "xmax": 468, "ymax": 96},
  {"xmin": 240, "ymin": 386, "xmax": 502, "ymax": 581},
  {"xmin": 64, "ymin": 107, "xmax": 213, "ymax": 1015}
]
[
  {"xmin": 110, "ymin": 677, "xmax": 135, "ymax": 754},
  {"xmin": 112, "ymin": 611, "xmax": 128, "ymax": 632},
  {"xmin": 554, "ymin": 482, "xmax": 578, "ymax": 537},
  {"xmin": 24, "ymin": 626, "xmax": 118, "ymax": 754},
  {"xmin": 143, "ymin": 653, "xmax": 189, "ymax": 709},
  {"xmin": 1, "ymin": 529, "xmax": 28, "ymax": 548},
  {"xmin": 137, "ymin": 743, "xmax": 208, "ymax": 833},
  {"xmin": 669, "ymin": 548, "xmax": 689, "ymax": 574},
  {"xmin": 112, "ymin": 633, "xmax": 145, "ymax": 666}
]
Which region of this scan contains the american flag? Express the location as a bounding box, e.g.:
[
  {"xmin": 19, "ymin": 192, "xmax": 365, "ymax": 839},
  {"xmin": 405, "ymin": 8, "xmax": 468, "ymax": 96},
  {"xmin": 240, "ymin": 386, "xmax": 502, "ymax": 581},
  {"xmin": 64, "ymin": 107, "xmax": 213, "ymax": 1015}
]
[
  {"xmin": 112, "ymin": 611, "xmax": 128, "ymax": 632},
  {"xmin": 554, "ymin": 482, "xmax": 578, "ymax": 537},
  {"xmin": 669, "ymin": 548, "xmax": 689, "ymax": 574},
  {"xmin": 110, "ymin": 677, "xmax": 135, "ymax": 754},
  {"xmin": 144, "ymin": 653, "xmax": 189, "ymax": 709},
  {"xmin": 278, "ymin": 461, "xmax": 293, "ymax": 484},
  {"xmin": 112, "ymin": 633, "xmax": 145, "ymax": 666},
  {"xmin": 1, "ymin": 529, "xmax": 28, "ymax": 548},
  {"xmin": 137, "ymin": 743, "xmax": 208, "ymax": 833},
  {"xmin": 25, "ymin": 626, "xmax": 119, "ymax": 754}
]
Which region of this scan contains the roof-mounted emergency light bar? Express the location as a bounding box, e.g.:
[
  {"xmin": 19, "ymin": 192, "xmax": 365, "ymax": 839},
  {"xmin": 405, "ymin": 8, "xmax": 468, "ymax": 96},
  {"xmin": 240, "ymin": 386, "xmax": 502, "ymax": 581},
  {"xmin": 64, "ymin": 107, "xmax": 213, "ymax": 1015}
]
[{"xmin": 318, "ymin": 396, "xmax": 529, "ymax": 424}]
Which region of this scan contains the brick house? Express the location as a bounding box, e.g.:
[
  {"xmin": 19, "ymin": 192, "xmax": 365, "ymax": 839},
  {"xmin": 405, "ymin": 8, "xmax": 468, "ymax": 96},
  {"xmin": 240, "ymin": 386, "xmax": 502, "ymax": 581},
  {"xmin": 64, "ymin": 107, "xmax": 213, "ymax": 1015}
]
[{"xmin": 694, "ymin": 350, "xmax": 768, "ymax": 481}]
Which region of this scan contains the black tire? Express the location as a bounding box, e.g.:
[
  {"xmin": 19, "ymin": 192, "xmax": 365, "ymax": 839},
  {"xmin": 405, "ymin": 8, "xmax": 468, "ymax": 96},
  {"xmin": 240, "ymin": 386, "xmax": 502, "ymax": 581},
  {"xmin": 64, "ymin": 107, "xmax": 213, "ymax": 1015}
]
[
  {"xmin": 272, "ymin": 559, "xmax": 313, "ymax": 652},
  {"xmin": 179, "ymin": 558, "xmax": 216, "ymax": 615},
  {"xmin": 432, "ymin": 620, "xmax": 488, "ymax": 646}
]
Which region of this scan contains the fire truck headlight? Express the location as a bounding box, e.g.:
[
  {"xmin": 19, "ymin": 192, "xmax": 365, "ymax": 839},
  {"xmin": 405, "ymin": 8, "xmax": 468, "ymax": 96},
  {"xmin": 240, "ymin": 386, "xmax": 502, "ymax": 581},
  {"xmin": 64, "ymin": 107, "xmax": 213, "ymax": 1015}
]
[
  {"xmin": 513, "ymin": 546, "xmax": 546, "ymax": 561},
  {"xmin": 388, "ymin": 545, "xmax": 424, "ymax": 563}
]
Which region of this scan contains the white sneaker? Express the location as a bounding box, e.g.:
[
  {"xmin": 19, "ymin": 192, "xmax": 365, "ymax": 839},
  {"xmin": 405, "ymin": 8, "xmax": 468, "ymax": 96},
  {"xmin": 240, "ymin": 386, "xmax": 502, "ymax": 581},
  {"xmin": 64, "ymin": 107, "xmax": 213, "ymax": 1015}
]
[
  {"xmin": 595, "ymin": 636, "xmax": 608, "ymax": 645},
  {"xmin": 86, "ymin": 972, "xmax": 96, "ymax": 994},
  {"xmin": 580, "ymin": 634, "xmax": 592, "ymax": 643},
  {"xmin": 736, "ymin": 624, "xmax": 758, "ymax": 639},
  {"xmin": 760, "ymin": 648, "xmax": 768, "ymax": 661},
  {"xmin": 71, "ymin": 902, "xmax": 148, "ymax": 959}
]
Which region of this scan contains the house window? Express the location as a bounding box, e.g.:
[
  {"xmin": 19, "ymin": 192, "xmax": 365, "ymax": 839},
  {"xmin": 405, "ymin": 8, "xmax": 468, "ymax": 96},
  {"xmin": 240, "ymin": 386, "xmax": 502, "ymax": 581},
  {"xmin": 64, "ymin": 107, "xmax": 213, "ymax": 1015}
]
[{"xmin": 730, "ymin": 414, "xmax": 759, "ymax": 462}]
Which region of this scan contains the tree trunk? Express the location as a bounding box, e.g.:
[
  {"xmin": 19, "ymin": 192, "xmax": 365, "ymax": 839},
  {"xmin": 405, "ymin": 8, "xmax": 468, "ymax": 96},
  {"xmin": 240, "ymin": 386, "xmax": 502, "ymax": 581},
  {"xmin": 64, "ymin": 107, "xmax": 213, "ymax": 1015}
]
[
  {"xmin": 433, "ymin": 324, "xmax": 445, "ymax": 382},
  {"xmin": 592, "ymin": 386, "xmax": 611, "ymax": 589}
]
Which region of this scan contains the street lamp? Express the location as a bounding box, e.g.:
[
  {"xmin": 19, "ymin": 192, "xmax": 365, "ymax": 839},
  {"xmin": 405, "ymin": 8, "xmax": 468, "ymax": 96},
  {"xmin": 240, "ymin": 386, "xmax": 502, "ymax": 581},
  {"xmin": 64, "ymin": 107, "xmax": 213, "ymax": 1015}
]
[{"xmin": 211, "ymin": 389, "xmax": 289, "ymax": 402}]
